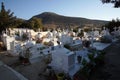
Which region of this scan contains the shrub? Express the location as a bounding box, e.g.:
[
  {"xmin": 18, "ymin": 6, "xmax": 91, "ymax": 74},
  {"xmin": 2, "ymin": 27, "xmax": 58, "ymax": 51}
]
[
  {"xmin": 82, "ymin": 58, "xmax": 87, "ymax": 66},
  {"xmin": 88, "ymin": 53, "xmax": 94, "ymax": 62},
  {"xmin": 22, "ymin": 33, "xmax": 28, "ymax": 41}
]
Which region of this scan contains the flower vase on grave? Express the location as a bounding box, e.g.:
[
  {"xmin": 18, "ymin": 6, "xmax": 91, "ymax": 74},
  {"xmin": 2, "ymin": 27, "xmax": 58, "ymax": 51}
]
[{"xmin": 57, "ymin": 73, "xmax": 65, "ymax": 80}]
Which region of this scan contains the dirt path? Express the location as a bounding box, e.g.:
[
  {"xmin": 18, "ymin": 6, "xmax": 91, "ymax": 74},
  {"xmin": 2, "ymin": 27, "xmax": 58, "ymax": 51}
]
[
  {"xmin": 0, "ymin": 51, "xmax": 48, "ymax": 80},
  {"xmin": 89, "ymin": 40, "xmax": 120, "ymax": 80}
]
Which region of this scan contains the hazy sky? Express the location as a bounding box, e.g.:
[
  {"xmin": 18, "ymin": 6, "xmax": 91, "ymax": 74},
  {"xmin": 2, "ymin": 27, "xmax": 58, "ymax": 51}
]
[{"xmin": 0, "ymin": 0, "xmax": 120, "ymax": 21}]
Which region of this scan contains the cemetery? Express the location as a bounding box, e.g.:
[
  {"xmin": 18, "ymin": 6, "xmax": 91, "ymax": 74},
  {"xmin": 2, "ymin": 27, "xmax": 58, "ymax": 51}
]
[
  {"xmin": 0, "ymin": 26, "xmax": 120, "ymax": 80},
  {"xmin": 0, "ymin": 1, "xmax": 120, "ymax": 80}
]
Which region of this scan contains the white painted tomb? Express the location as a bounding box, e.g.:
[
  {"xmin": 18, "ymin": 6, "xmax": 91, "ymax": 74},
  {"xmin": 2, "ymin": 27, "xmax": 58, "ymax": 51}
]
[
  {"xmin": 60, "ymin": 34, "xmax": 73, "ymax": 45},
  {"xmin": 50, "ymin": 47, "xmax": 75, "ymax": 73},
  {"xmin": 2, "ymin": 34, "xmax": 15, "ymax": 50},
  {"xmin": 101, "ymin": 27, "xmax": 110, "ymax": 36},
  {"xmin": 92, "ymin": 42, "xmax": 110, "ymax": 50}
]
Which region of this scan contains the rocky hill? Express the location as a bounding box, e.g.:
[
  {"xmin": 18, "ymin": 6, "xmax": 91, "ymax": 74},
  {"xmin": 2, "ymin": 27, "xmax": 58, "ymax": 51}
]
[{"xmin": 31, "ymin": 12, "xmax": 109, "ymax": 28}]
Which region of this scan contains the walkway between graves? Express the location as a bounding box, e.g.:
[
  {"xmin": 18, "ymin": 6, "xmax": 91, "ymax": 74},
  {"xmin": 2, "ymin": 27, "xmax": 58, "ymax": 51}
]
[{"xmin": 89, "ymin": 40, "xmax": 120, "ymax": 80}]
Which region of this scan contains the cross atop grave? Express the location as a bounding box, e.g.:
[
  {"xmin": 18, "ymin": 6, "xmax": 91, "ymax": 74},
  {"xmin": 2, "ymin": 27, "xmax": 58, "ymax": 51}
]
[
  {"xmin": 65, "ymin": 29, "xmax": 69, "ymax": 34},
  {"xmin": 78, "ymin": 28, "xmax": 81, "ymax": 33},
  {"xmin": 28, "ymin": 30, "xmax": 32, "ymax": 41},
  {"xmin": 47, "ymin": 31, "xmax": 52, "ymax": 39},
  {"xmin": 103, "ymin": 27, "xmax": 106, "ymax": 30},
  {"xmin": 53, "ymin": 29, "xmax": 57, "ymax": 38},
  {"xmin": 62, "ymin": 29, "xmax": 65, "ymax": 35},
  {"xmin": 57, "ymin": 28, "xmax": 61, "ymax": 31},
  {"xmin": 91, "ymin": 27, "xmax": 94, "ymax": 48},
  {"xmin": 71, "ymin": 28, "xmax": 73, "ymax": 31},
  {"xmin": 101, "ymin": 27, "xmax": 110, "ymax": 36},
  {"xmin": 38, "ymin": 28, "xmax": 41, "ymax": 32}
]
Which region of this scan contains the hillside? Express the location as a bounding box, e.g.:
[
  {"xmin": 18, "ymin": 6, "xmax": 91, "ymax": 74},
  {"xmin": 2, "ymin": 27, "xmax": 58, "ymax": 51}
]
[{"xmin": 31, "ymin": 12, "xmax": 109, "ymax": 28}]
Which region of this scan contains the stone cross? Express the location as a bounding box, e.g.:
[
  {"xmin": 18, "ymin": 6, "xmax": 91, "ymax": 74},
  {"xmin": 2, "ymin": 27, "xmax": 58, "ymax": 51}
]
[
  {"xmin": 91, "ymin": 27, "xmax": 94, "ymax": 48},
  {"xmin": 28, "ymin": 31, "xmax": 32, "ymax": 41},
  {"xmin": 38, "ymin": 28, "xmax": 40, "ymax": 32},
  {"xmin": 78, "ymin": 28, "xmax": 81, "ymax": 33}
]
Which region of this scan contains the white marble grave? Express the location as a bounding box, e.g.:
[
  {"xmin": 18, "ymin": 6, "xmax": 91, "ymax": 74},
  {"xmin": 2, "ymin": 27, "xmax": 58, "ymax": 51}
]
[
  {"xmin": 50, "ymin": 47, "xmax": 75, "ymax": 73},
  {"xmin": 60, "ymin": 34, "xmax": 73, "ymax": 45},
  {"xmin": 101, "ymin": 27, "xmax": 110, "ymax": 36},
  {"xmin": 2, "ymin": 34, "xmax": 15, "ymax": 50},
  {"xmin": 93, "ymin": 42, "xmax": 110, "ymax": 50},
  {"xmin": 94, "ymin": 30, "xmax": 99, "ymax": 37}
]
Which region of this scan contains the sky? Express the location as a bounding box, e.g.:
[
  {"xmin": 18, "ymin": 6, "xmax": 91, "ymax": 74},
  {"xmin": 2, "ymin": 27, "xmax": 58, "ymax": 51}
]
[{"xmin": 0, "ymin": 0, "xmax": 120, "ymax": 21}]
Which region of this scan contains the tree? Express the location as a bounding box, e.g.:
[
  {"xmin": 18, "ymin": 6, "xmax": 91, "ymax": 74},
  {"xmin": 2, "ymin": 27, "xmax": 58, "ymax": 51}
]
[
  {"xmin": 101, "ymin": 0, "xmax": 120, "ymax": 8},
  {"xmin": 0, "ymin": 2, "xmax": 16, "ymax": 34},
  {"xmin": 18, "ymin": 21, "xmax": 30, "ymax": 28},
  {"xmin": 13, "ymin": 18, "xmax": 24, "ymax": 28},
  {"xmin": 105, "ymin": 18, "xmax": 120, "ymax": 32},
  {"xmin": 29, "ymin": 17, "xmax": 43, "ymax": 31}
]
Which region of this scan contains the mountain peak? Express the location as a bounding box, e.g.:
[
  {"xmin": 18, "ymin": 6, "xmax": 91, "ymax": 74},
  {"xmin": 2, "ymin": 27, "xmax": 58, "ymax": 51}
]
[
  {"xmin": 41, "ymin": 12, "xmax": 59, "ymax": 15},
  {"xmin": 36, "ymin": 12, "xmax": 60, "ymax": 17}
]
